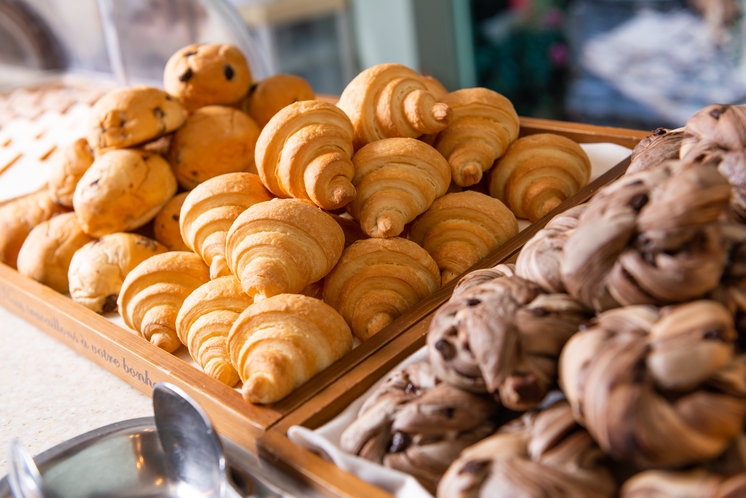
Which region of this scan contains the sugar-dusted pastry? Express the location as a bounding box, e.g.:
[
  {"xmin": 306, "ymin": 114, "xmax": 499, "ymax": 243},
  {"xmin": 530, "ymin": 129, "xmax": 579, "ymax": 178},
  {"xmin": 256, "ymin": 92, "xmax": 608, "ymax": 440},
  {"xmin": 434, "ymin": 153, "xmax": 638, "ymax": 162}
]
[
  {"xmin": 118, "ymin": 252, "xmax": 210, "ymax": 352},
  {"xmin": 347, "ymin": 138, "xmax": 451, "ymax": 238},
  {"xmin": 163, "ymin": 43, "xmax": 253, "ymax": 113},
  {"xmin": 560, "ymin": 301, "xmax": 746, "ymax": 468},
  {"xmin": 323, "ymin": 237, "xmax": 440, "ymax": 341},
  {"xmin": 626, "ymin": 127, "xmax": 684, "ymax": 175},
  {"xmin": 451, "ymin": 263, "xmax": 516, "ymax": 298},
  {"xmin": 437, "ymin": 400, "xmax": 616, "ymax": 498},
  {"xmin": 428, "ymin": 275, "xmax": 589, "ymax": 410},
  {"xmin": 17, "ymin": 213, "xmax": 94, "ymax": 293},
  {"xmin": 169, "ymin": 105, "xmax": 261, "ymax": 189},
  {"xmin": 180, "ymin": 172, "xmax": 273, "ymax": 279},
  {"xmin": 226, "ymin": 198, "xmax": 344, "ymax": 300},
  {"xmin": 490, "ymin": 133, "xmax": 592, "ymax": 221},
  {"xmin": 175, "ymin": 276, "xmax": 252, "ymax": 386},
  {"xmin": 73, "ymin": 149, "xmax": 177, "ymax": 238},
  {"xmin": 87, "ymin": 86, "xmax": 184, "ymax": 151},
  {"xmin": 255, "ymin": 100, "xmax": 356, "ymax": 210},
  {"xmin": 409, "ymin": 191, "xmax": 519, "ymax": 285},
  {"xmin": 337, "ymin": 63, "xmax": 453, "ymax": 150},
  {"xmin": 241, "ymin": 73, "xmax": 315, "ymax": 128},
  {"xmin": 430, "ymin": 88, "xmax": 519, "ymax": 186},
  {"xmin": 340, "ymin": 361, "xmax": 500, "ymax": 494},
  {"xmin": 621, "ymin": 469, "xmax": 746, "ymax": 498},
  {"xmin": 228, "ymin": 293, "xmax": 353, "ymax": 404},
  {"xmin": 562, "ymin": 161, "xmax": 730, "ymax": 311},
  {"xmin": 48, "ymin": 138, "xmax": 95, "ymax": 207},
  {"xmin": 68, "ymin": 233, "xmax": 167, "ymax": 313},
  {"xmin": 0, "ymin": 191, "xmax": 69, "ymax": 269},
  {"xmin": 153, "ymin": 192, "xmax": 190, "ymax": 252}
]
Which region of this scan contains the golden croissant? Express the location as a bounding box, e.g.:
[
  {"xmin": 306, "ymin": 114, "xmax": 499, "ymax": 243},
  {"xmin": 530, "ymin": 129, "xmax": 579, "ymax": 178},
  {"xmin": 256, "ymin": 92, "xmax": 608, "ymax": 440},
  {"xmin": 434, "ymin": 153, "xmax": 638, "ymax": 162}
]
[
  {"xmin": 337, "ymin": 63, "xmax": 453, "ymax": 149},
  {"xmin": 180, "ymin": 172, "xmax": 273, "ymax": 279},
  {"xmin": 175, "ymin": 276, "xmax": 252, "ymax": 386},
  {"xmin": 431, "ymin": 88, "xmax": 519, "ymax": 186},
  {"xmin": 490, "ymin": 133, "xmax": 591, "ymax": 221},
  {"xmin": 255, "ymin": 100, "xmax": 356, "ymax": 210},
  {"xmin": 347, "ymin": 137, "xmax": 451, "ymax": 238},
  {"xmin": 118, "ymin": 252, "xmax": 210, "ymax": 352},
  {"xmin": 409, "ymin": 191, "xmax": 518, "ymax": 285},
  {"xmin": 226, "ymin": 198, "xmax": 344, "ymax": 300},
  {"xmin": 228, "ymin": 293, "xmax": 353, "ymax": 404},
  {"xmin": 323, "ymin": 237, "xmax": 440, "ymax": 341}
]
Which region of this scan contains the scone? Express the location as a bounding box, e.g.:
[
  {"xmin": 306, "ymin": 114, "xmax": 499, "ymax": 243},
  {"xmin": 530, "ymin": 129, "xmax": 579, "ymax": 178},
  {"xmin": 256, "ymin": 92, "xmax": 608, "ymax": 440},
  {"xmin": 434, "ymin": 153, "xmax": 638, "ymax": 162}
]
[
  {"xmin": 48, "ymin": 138, "xmax": 95, "ymax": 207},
  {"xmin": 153, "ymin": 192, "xmax": 190, "ymax": 252},
  {"xmin": 241, "ymin": 74, "xmax": 315, "ymax": 128}
]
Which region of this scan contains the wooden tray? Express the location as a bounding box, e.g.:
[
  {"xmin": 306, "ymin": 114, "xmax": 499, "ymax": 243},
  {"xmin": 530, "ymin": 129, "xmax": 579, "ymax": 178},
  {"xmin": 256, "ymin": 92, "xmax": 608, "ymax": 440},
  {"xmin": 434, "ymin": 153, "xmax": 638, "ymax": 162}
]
[
  {"xmin": 256, "ymin": 120, "xmax": 646, "ymax": 498},
  {"xmin": 0, "ymin": 118, "xmax": 647, "ymax": 460}
]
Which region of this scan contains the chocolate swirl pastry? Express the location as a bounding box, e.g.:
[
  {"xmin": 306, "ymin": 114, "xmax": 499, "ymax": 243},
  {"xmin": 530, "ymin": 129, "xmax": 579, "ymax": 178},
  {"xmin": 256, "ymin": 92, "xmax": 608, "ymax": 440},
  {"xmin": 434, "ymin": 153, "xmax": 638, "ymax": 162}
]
[
  {"xmin": 709, "ymin": 223, "xmax": 746, "ymax": 341},
  {"xmin": 560, "ymin": 300, "xmax": 746, "ymax": 468},
  {"xmin": 427, "ymin": 276, "xmax": 590, "ymax": 410},
  {"xmin": 515, "ymin": 204, "xmax": 585, "ymax": 294},
  {"xmin": 561, "ymin": 161, "xmax": 730, "ymax": 312},
  {"xmin": 339, "ymin": 361, "xmax": 499, "ymax": 494},
  {"xmin": 680, "ymin": 104, "xmax": 746, "ymax": 221},
  {"xmin": 621, "ymin": 469, "xmax": 746, "ymax": 498},
  {"xmin": 626, "ymin": 127, "xmax": 684, "ymax": 175},
  {"xmin": 437, "ymin": 400, "xmax": 616, "ymax": 498},
  {"xmin": 450, "ymin": 263, "xmax": 515, "ymax": 299}
]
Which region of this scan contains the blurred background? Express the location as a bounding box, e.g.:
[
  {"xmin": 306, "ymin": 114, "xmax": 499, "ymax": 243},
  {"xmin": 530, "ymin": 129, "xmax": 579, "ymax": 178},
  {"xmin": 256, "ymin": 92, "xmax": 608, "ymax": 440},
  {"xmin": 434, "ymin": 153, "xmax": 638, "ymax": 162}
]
[{"xmin": 1, "ymin": 0, "xmax": 745, "ymax": 130}]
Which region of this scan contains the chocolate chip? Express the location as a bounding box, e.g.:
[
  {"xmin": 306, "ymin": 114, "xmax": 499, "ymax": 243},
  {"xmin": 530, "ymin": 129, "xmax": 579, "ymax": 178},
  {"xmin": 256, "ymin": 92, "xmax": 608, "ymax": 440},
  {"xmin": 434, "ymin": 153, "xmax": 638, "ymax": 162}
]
[
  {"xmin": 458, "ymin": 459, "xmax": 490, "ymax": 475},
  {"xmin": 508, "ymin": 372, "xmax": 541, "ymax": 402},
  {"xmin": 434, "ymin": 339, "xmax": 455, "ymax": 360},
  {"xmin": 247, "ymin": 82, "xmax": 258, "ymax": 97},
  {"xmin": 171, "ymin": 214, "xmax": 179, "ymax": 222},
  {"xmin": 440, "ymin": 407, "xmax": 455, "ymax": 419},
  {"xmin": 103, "ymin": 295, "xmax": 118, "ymax": 313},
  {"xmin": 532, "ymin": 307, "xmax": 549, "ymax": 317},
  {"xmin": 224, "ymin": 64, "xmax": 235, "ymax": 81},
  {"xmin": 185, "ymin": 50, "xmax": 198, "ymax": 57},
  {"xmin": 465, "ymin": 298, "xmax": 481, "ymax": 307},
  {"xmin": 179, "ymin": 67, "xmax": 193, "ymax": 82},
  {"xmin": 404, "ymin": 382, "xmax": 416, "ymax": 394},
  {"xmin": 653, "ymin": 127, "xmax": 667, "ymax": 136},
  {"xmin": 703, "ymin": 328, "xmax": 726, "ymax": 341},
  {"xmin": 629, "ymin": 193, "xmax": 649, "ymax": 211},
  {"xmin": 711, "ymin": 108, "xmax": 723, "ymax": 119},
  {"xmin": 389, "ymin": 432, "xmax": 409, "ymax": 453},
  {"xmin": 90, "ymin": 179, "xmax": 100, "ymax": 187},
  {"xmin": 153, "ymin": 107, "xmax": 164, "ymax": 119}
]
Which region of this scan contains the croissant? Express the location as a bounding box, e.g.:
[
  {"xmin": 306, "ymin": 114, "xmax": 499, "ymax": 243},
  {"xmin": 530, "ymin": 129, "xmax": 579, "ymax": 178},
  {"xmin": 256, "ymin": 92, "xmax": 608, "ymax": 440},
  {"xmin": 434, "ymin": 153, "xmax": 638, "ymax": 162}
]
[
  {"xmin": 241, "ymin": 73, "xmax": 315, "ymax": 128},
  {"xmin": 626, "ymin": 127, "xmax": 684, "ymax": 175},
  {"xmin": 490, "ymin": 133, "xmax": 592, "ymax": 221},
  {"xmin": 340, "ymin": 361, "xmax": 500, "ymax": 494},
  {"xmin": 621, "ymin": 469, "xmax": 746, "ymax": 498},
  {"xmin": 180, "ymin": 172, "xmax": 273, "ymax": 279},
  {"xmin": 226, "ymin": 198, "xmax": 344, "ymax": 300},
  {"xmin": 561, "ymin": 161, "xmax": 730, "ymax": 311},
  {"xmin": 337, "ymin": 63, "xmax": 453, "ymax": 150},
  {"xmin": 0, "ymin": 190, "xmax": 68, "ymax": 269},
  {"xmin": 17, "ymin": 212, "xmax": 94, "ymax": 293},
  {"xmin": 68, "ymin": 233, "xmax": 167, "ymax": 313},
  {"xmin": 228, "ymin": 293, "xmax": 353, "ymax": 404},
  {"xmin": 153, "ymin": 192, "xmax": 190, "ymax": 252},
  {"xmin": 255, "ymin": 100, "xmax": 356, "ymax": 210},
  {"xmin": 559, "ymin": 301, "xmax": 746, "ymax": 468},
  {"xmin": 323, "ymin": 237, "xmax": 440, "ymax": 341},
  {"xmin": 175, "ymin": 276, "xmax": 252, "ymax": 386},
  {"xmin": 347, "ymin": 138, "xmax": 451, "ymax": 238},
  {"xmin": 48, "ymin": 138, "xmax": 95, "ymax": 207},
  {"xmin": 430, "ymin": 88, "xmax": 519, "ymax": 186},
  {"xmin": 409, "ymin": 191, "xmax": 518, "ymax": 285},
  {"xmin": 428, "ymin": 275, "xmax": 590, "ymax": 410},
  {"xmin": 437, "ymin": 400, "xmax": 616, "ymax": 498},
  {"xmin": 118, "ymin": 252, "xmax": 210, "ymax": 352}
]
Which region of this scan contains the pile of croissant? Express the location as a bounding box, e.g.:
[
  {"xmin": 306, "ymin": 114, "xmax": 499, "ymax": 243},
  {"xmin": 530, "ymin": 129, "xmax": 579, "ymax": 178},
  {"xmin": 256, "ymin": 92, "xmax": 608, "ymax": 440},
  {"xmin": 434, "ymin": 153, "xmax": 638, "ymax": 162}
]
[
  {"xmin": 0, "ymin": 42, "xmax": 594, "ymax": 405},
  {"xmin": 340, "ymin": 103, "xmax": 746, "ymax": 497}
]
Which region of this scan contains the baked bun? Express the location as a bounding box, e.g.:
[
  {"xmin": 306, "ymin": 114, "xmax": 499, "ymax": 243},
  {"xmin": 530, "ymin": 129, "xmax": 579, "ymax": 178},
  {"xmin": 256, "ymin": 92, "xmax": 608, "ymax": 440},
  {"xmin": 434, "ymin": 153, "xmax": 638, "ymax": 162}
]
[
  {"xmin": 73, "ymin": 149, "xmax": 177, "ymax": 237},
  {"xmin": 17, "ymin": 212, "xmax": 94, "ymax": 293},
  {"xmin": 153, "ymin": 192, "xmax": 190, "ymax": 252},
  {"xmin": 627, "ymin": 127, "xmax": 684, "ymax": 175},
  {"xmin": 48, "ymin": 138, "xmax": 95, "ymax": 207},
  {"xmin": 118, "ymin": 252, "xmax": 210, "ymax": 352},
  {"xmin": 68, "ymin": 233, "xmax": 167, "ymax": 313},
  {"xmin": 169, "ymin": 105, "xmax": 261, "ymax": 189},
  {"xmin": 228, "ymin": 293, "xmax": 353, "ymax": 404},
  {"xmin": 87, "ymin": 86, "xmax": 184, "ymax": 151},
  {"xmin": 255, "ymin": 99, "xmax": 356, "ymax": 210},
  {"xmin": 241, "ymin": 74, "xmax": 315, "ymax": 128},
  {"xmin": 621, "ymin": 469, "xmax": 746, "ymax": 498}
]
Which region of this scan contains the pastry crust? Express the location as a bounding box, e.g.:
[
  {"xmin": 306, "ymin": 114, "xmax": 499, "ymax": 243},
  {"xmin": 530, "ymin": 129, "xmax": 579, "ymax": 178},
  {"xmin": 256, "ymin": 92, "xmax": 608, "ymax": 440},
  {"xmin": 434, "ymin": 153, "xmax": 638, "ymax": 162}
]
[
  {"xmin": 169, "ymin": 105, "xmax": 261, "ymax": 189},
  {"xmin": 68, "ymin": 233, "xmax": 167, "ymax": 313},
  {"xmin": 118, "ymin": 251, "xmax": 210, "ymax": 352},
  {"xmin": 17, "ymin": 212, "xmax": 94, "ymax": 293},
  {"xmin": 347, "ymin": 137, "xmax": 451, "ymax": 238},
  {"xmin": 73, "ymin": 149, "xmax": 178, "ymax": 237},
  {"xmin": 621, "ymin": 469, "xmax": 746, "ymax": 498},
  {"xmin": 241, "ymin": 74, "xmax": 315, "ymax": 128},
  {"xmin": 164, "ymin": 43, "xmax": 253, "ymax": 113},
  {"xmin": 410, "ymin": 191, "xmax": 519, "ymax": 285},
  {"xmin": 337, "ymin": 63, "xmax": 453, "ymax": 150},
  {"xmin": 431, "ymin": 88, "xmax": 519, "ymax": 187},
  {"xmin": 153, "ymin": 192, "xmax": 190, "ymax": 252},
  {"xmin": 490, "ymin": 133, "xmax": 591, "ymax": 221},
  {"xmin": 87, "ymin": 86, "xmax": 184, "ymax": 151},
  {"xmin": 255, "ymin": 100, "xmax": 356, "ymax": 210},
  {"xmin": 323, "ymin": 237, "xmax": 440, "ymax": 340},
  {"xmin": 228, "ymin": 293, "xmax": 353, "ymax": 404},
  {"xmin": 180, "ymin": 172, "xmax": 273, "ymax": 279},
  {"xmin": 48, "ymin": 138, "xmax": 95, "ymax": 207},
  {"xmin": 225, "ymin": 198, "xmax": 345, "ymax": 299}
]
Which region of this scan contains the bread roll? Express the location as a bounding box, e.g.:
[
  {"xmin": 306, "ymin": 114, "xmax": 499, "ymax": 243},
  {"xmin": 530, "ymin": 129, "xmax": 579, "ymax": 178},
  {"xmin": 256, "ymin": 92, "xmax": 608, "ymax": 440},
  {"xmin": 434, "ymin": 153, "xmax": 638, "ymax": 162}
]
[
  {"xmin": 241, "ymin": 74, "xmax": 315, "ymax": 128},
  {"xmin": 153, "ymin": 192, "xmax": 190, "ymax": 252},
  {"xmin": 48, "ymin": 138, "xmax": 95, "ymax": 207}
]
